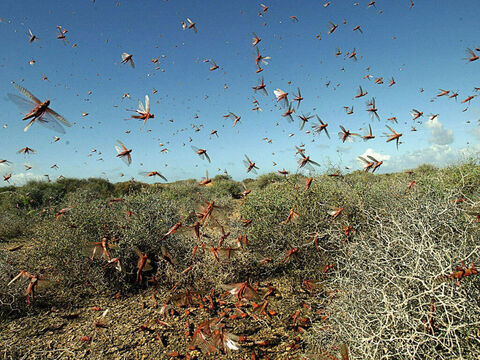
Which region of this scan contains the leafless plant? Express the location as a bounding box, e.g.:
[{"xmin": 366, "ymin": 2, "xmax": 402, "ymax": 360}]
[{"xmin": 306, "ymin": 184, "xmax": 480, "ymax": 359}]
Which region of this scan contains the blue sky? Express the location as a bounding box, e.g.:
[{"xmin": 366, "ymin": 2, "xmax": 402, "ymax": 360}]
[{"xmin": 0, "ymin": 0, "xmax": 479, "ymax": 185}]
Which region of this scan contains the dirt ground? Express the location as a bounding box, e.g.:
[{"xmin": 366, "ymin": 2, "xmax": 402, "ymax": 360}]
[{"xmin": 0, "ymin": 275, "xmax": 327, "ymax": 360}]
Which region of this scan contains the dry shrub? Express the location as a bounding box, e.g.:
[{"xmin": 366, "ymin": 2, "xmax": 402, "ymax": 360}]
[
  {"xmin": 0, "ymin": 211, "xmax": 28, "ymax": 240},
  {"xmin": 0, "ymin": 191, "xmax": 32, "ymax": 240},
  {"xmin": 31, "ymin": 189, "xmax": 129, "ymax": 298},
  {"xmin": 305, "ymin": 181, "xmax": 480, "ymax": 359},
  {"xmin": 240, "ymin": 175, "xmax": 367, "ymax": 278},
  {"xmin": 1, "ymin": 181, "xmax": 251, "ymax": 314},
  {"xmin": 0, "ymin": 252, "xmax": 28, "ymax": 318}
]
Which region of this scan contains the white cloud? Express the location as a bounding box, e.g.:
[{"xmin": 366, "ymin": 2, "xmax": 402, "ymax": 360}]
[
  {"xmin": 386, "ymin": 144, "xmax": 480, "ymax": 172},
  {"xmin": 474, "ymin": 126, "xmax": 480, "ymax": 140},
  {"xmin": 356, "ymin": 148, "xmax": 391, "ymax": 170},
  {"xmin": 1, "ymin": 172, "xmax": 45, "ymax": 186},
  {"xmin": 359, "ymin": 148, "xmax": 391, "ymax": 162},
  {"xmin": 424, "ymin": 118, "xmax": 453, "ymax": 145},
  {"xmin": 336, "ymin": 145, "xmax": 352, "ymax": 153}
]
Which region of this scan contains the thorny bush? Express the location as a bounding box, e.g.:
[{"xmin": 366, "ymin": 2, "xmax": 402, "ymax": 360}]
[{"xmin": 305, "ymin": 170, "xmax": 480, "ymax": 359}]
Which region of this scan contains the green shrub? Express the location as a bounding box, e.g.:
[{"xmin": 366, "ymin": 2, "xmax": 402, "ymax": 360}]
[
  {"xmin": 113, "ymin": 179, "xmax": 147, "ymax": 196},
  {"xmin": 251, "ymin": 172, "xmax": 285, "ymax": 189},
  {"xmin": 204, "ymin": 179, "xmax": 242, "ymax": 199}
]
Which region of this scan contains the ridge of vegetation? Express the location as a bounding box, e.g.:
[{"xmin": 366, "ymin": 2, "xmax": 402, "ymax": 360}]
[{"xmin": 1, "ymin": 160, "xmax": 479, "ymax": 359}]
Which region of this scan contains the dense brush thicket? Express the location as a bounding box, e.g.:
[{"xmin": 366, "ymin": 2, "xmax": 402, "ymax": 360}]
[{"xmin": 1, "ymin": 161, "xmax": 480, "ymax": 359}]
